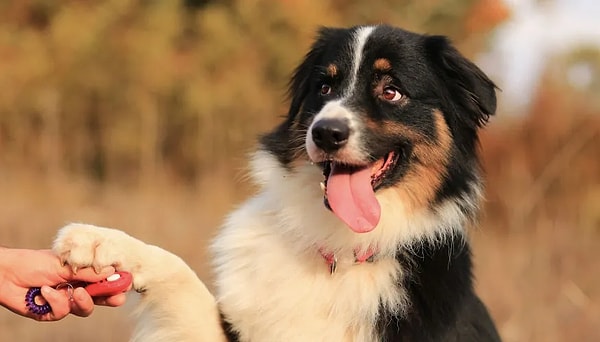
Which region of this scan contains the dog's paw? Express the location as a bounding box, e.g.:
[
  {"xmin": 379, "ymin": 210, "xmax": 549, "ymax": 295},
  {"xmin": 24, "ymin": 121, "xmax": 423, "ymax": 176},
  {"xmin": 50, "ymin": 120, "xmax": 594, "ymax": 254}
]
[{"xmin": 53, "ymin": 223, "xmax": 147, "ymax": 290}]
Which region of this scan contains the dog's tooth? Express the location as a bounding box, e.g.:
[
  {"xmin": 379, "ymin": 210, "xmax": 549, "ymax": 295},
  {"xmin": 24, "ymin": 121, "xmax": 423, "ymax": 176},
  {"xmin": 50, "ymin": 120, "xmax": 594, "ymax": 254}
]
[{"xmin": 320, "ymin": 181, "xmax": 326, "ymax": 192}]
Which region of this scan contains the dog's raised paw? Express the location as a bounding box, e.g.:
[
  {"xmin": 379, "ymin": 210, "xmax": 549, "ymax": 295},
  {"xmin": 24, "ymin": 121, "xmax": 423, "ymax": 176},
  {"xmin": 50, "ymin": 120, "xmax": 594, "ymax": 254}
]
[{"xmin": 53, "ymin": 223, "xmax": 143, "ymax": 276}]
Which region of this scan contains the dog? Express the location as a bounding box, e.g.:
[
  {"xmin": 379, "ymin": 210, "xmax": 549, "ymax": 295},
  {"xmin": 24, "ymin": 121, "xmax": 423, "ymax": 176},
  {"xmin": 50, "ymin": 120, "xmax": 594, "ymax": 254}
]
[{"xmin": 53, "ymin": 24, "xmax": 501, "ymax": 341}]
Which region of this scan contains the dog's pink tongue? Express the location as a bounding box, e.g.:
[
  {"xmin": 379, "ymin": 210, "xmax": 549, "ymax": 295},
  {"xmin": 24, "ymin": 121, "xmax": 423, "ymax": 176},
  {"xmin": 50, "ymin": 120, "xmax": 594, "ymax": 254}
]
[{"xmin": 326, "ymin": 164, "xmax": 381, "ymax": 233}]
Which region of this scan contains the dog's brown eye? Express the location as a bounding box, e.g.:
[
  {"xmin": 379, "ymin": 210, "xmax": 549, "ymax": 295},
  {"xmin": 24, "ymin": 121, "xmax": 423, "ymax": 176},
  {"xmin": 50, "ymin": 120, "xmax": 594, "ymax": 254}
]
[
  {"xmin": 320, "ymin": 84, "xmax": 332, "ymax": 95},
  {"xmin": 382, "ymin": 87, "xmax": 402, "ymax": 102}
]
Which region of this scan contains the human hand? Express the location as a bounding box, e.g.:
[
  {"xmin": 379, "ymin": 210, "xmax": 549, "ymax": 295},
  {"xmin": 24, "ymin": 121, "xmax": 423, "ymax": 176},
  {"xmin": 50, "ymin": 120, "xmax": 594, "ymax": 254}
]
[{"xmin": 0, "ymin": 248, "xmax": 129, "ymax": 321}]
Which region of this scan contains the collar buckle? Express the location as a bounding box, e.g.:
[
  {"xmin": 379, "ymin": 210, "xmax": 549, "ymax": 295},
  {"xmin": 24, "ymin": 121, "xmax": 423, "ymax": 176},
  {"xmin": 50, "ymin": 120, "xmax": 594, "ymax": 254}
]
[{"xmin": 318, "ymin": 247, "xmax": 377, "ymax": 275}]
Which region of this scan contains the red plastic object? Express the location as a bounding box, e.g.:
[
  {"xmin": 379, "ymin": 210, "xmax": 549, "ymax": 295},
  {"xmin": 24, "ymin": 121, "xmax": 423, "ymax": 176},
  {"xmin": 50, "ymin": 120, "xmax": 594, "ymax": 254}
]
[{"xmin": 85, "ymin": 271, "xmax": 132, "ymax": 297}]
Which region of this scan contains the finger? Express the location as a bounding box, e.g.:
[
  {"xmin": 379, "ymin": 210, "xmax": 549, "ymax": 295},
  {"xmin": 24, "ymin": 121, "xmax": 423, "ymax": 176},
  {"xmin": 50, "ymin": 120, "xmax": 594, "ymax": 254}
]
[
  {"xmin": 70, "ymin": 287, "xmax": 95, "ymax": 317},
  {"xmin": 93, "ymin": 293, "xmax": 128, "ymax": 307},
  {"xmin": 41, "ymin": 286, "xmax": 70, "ymax": 321},
  {"xmin": 68, "ymin": 266, "xmax": 116, "ymax": 283}
]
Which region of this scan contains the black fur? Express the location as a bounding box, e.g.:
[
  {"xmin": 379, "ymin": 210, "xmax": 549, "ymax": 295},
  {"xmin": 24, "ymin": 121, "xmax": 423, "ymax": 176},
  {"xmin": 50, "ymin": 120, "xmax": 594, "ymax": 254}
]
[
  {"xmin": 220, "ymin": 313, "xmax": 240, "ymax": 341},
  {"xmin": 378, "ymin": 234, "xmax": 501, "ymax": 341}
]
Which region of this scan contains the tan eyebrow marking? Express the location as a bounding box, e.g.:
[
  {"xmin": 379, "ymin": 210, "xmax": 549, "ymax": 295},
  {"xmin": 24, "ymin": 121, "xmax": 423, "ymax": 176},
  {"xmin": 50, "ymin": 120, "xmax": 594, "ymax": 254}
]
[
  {"xmin": 373, "ymin": 58, "xmax": 392, "ymax": 71},
  {"xmin": 326, "ymin": 64, "xmax": 338, "ymax": 77}
]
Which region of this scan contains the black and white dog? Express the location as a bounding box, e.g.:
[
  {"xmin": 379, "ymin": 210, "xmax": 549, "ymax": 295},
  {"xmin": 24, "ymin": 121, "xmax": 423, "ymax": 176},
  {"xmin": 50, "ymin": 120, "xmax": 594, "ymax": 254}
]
[{"xmin": 54, "ymin": 25, "xmax": 501, "ymax": 341}]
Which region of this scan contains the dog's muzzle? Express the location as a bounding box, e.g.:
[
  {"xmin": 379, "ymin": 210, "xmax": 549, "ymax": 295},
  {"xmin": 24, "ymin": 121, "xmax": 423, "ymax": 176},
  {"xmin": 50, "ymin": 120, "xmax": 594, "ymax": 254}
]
[{"xmin": 311, "ymin": 118, "xmax": 350, "ymax": 153}]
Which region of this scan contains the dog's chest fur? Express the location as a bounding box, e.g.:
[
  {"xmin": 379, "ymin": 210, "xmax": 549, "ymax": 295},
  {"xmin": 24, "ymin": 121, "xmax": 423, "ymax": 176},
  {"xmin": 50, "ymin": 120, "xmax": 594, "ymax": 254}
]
[
  {"xmin": 213, "ymin": 200, "xmax": 408, "ymax": 341},
  {"xmin": 212, "ymin": 157, "xmax": 411, "ymax": 342}
]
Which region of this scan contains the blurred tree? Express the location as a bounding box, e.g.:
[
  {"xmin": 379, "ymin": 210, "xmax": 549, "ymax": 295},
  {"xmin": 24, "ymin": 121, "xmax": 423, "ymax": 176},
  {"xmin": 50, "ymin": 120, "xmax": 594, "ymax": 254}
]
[{"xmin": 551, "ymin": 46, "xmax": 600, "ymax": 109}]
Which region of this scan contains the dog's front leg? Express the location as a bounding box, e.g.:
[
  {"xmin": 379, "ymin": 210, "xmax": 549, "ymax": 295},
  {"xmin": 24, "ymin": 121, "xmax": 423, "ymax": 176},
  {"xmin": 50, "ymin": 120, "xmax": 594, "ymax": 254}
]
[{"xmin": 53, "ymin": 223, "xmax": 226, "ymax": 342}]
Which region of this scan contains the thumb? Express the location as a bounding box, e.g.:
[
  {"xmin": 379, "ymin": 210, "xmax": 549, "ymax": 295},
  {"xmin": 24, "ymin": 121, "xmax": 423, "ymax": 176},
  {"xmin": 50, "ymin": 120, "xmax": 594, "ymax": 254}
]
[{"xmin": 41, "ymin": 286, "xmax": 70, "ymax": 320}]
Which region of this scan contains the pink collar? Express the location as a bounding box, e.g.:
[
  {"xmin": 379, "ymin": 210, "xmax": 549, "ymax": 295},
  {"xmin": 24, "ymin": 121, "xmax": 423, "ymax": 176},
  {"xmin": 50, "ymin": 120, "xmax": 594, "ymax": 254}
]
[{"xmin": 318, "ymin": 247, "xmax": 378, "ymax": 274}]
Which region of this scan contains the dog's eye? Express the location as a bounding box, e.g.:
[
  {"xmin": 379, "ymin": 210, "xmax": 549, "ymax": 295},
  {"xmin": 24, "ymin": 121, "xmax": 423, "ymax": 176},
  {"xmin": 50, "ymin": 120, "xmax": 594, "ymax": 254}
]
[
  {"xmin": 381, "ymin": 87, "xmax": 402, "ymax": 102},
  {"xmin": 320, "ymin": 84, "xmax": 332, "ymax": 96}
]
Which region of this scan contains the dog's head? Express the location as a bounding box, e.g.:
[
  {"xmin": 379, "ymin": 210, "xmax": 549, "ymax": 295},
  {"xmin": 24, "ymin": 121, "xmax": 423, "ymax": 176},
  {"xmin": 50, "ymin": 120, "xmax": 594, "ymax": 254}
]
[{"xmin": 260, "ymin": 25, "xmax": 497, "ymax": 233}]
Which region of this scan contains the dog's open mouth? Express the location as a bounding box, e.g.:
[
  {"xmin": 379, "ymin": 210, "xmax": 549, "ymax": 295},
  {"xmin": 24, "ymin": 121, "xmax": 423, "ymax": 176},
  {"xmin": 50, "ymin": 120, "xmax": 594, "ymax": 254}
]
[{"xmin": 320, "ymin": 151, "xmax": 400, "ymax": 233}]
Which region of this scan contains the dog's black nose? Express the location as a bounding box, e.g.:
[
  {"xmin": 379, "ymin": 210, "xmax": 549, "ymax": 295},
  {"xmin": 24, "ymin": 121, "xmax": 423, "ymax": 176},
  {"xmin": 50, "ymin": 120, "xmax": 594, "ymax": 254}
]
[{"xmin": 311, "ymin": 119, "xmax": 350, "ymax": 152}]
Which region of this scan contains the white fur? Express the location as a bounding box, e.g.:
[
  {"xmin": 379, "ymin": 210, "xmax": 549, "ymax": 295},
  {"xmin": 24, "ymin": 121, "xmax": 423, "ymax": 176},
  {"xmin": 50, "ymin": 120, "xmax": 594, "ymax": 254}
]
[
  {"xmin": 346, "ymin": 26, "xmax": 375, "ymax": 98},
  {"xmin": 51, "ymin": 152, "xmax": 475, "ymax": 342}
]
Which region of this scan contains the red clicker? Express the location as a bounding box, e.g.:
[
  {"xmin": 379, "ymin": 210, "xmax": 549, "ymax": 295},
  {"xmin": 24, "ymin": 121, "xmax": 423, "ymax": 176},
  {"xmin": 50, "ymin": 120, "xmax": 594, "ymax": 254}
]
[
  {"xmin": 85, "ymin": 271, "xmax": 133, "ymax": 297},
  {"xmin": 25, "ymin": 271, "xmax": 133, "ymax": 315}
]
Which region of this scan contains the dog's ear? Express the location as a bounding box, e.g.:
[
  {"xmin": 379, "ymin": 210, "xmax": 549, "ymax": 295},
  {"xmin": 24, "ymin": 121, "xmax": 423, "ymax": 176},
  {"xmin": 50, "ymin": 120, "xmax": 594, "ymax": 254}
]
[
  {"xmin": 424, "ymin": 36, "xmax": 497, "ymax": 129},
  {"xmin": 287, "ymin": 27, "xmax": 338, "ymax": 117}
]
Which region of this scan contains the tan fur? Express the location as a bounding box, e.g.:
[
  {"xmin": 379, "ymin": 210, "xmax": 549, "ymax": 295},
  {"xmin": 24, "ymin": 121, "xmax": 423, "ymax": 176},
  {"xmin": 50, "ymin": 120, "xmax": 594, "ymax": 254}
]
[
  {"xmin": 366, "ymin": 111, "xmax": 452, "ymax": 212},
  {"xmin": 397, "ymin": 111, "xmax": 452, "ymax": 212},
  {"xmin": 326, "ymin": 63, "xmax": 338, "ymax": 77},
  {"xmin": 373, "ymin": 58, "xmax": 391, "ymax": 71}
]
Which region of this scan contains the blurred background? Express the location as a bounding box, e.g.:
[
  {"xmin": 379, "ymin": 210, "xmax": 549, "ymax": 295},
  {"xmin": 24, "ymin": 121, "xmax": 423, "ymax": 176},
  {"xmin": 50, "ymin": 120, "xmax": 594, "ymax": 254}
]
[{"xmin": 0, "ymin": 0, "xmax": 598, "ymax": 341}]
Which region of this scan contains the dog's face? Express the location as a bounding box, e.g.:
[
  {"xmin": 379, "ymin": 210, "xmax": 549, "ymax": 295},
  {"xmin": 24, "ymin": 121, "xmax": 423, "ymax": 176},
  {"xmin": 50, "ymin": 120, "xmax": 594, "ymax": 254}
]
[{"xmin": 261, "ymin": 25, "xmax": 497, "ymax": 233}]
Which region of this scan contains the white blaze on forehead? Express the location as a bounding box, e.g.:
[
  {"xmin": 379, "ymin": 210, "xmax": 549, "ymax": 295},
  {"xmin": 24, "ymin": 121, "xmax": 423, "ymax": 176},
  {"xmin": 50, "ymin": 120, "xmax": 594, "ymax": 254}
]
[
  {"xmin": 305, "ymin": 26, "xmax": 376, "ymax": 165},
  {"xmin": 345, "ymin": 26, "xmax": 376, "ymax": 97}
]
